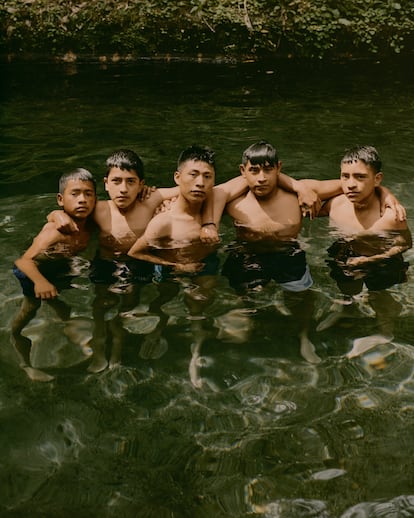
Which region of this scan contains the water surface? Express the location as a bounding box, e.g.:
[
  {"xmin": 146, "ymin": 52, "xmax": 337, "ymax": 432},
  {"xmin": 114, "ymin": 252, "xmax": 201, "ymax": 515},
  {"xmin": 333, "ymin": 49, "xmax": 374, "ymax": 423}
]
[{"xmin": 1, "ymin": 59, "xmax": 414, "ymax": 517}]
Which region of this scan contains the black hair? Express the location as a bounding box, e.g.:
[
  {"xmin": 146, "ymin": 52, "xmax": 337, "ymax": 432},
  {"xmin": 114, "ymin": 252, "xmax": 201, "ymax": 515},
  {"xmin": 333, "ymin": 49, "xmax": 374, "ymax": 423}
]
[
  {"xmin": 59, "ymin": 168, "xmax": 96, "ymax": 194},
  {"xmin": 177, "ymin": 144, "xmax": 216, "ymax": 171},
  {"xmin": 106, "ymin": 149, "xmax": 144, "ymax": 179},
  {"xmin": 341, "ymin": 145, "xmax": 382, "ymax": 173},
  {"xmin": 242, "ymin": 140, "xmax": 279, "ymax": 166}
]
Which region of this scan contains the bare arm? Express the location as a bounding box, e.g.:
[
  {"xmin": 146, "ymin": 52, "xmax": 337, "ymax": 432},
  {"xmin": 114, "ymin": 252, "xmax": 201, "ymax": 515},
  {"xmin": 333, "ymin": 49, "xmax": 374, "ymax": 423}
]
[
  {"xmin": 15, "ymin": 224, "xmax": 62, "ymax": 299},
  {"xmin": 376, "ymin": 186, "xmax": 406, "ymax": 221},
  {"xmin": 347, "ymin": 229, "xmax": 412, "ymax": 267},
  {"xmin": 127, "ymin": 219, "xmax": 204, "ymax": 273},
  {"xmin": 200, "ymin": 176, "xmax": 249, "ymax": 244},
  {"xmin": 278, "ymin": 175, "xmax": 342, "ymax": 219},
  {"xmin": 47, "ymin": 209, "xmax": 79, "ymax": 233}
]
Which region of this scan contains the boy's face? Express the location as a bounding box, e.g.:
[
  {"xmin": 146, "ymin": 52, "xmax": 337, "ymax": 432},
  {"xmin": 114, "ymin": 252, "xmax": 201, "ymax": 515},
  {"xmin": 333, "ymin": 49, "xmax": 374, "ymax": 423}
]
[
  {"xmin": 57, "ymin": 179, "xmax": 96, "ymax": 220},
  {"xmin": 240, "ymin": 160, "xmax": 282, "ymax": 198},
  {"xmin": 104, "ymin": 167, "xmax": 144, "ymax": 211},
  {"xmin": 340, "ymin": 160, "xmax": 383, "ymax": 205},
  {"xmin": 174, "ymin": 159, "xmax": 215, "ymax": 203}
]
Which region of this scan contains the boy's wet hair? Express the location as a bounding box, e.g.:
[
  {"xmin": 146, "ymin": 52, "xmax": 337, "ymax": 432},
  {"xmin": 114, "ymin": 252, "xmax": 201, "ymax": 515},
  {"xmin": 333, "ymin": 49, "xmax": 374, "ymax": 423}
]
[
  {"xmin": 59, "ymin": 168, "xmax": 96, "ymax": 194},
  {"xmin": 341, "ymin": 145, "xmax": 382, "ymax": 173},
  {"xmin": 106, "ymin": 149, "xmax": 144, "ymax": 179},
  {"xmin": 177, "ymin": 144, "xmax": 216, "ymax": 170},
  {"xmin": 242, "ymin": 140, "xmax": 279, "ymax": 166}
]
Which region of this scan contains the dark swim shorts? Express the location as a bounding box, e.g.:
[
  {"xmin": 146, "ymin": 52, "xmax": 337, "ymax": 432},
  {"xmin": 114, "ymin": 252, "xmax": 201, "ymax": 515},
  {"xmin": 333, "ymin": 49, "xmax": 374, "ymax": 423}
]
[
  {"xmin": 327, "ymin": 239, "xmax": 409, "ymax": 291},
  {"xmin": 13, "ymin": 259, "xmax": 74, "ymax": 298},
  {"xmin": 327, "ymin": 254, "xmax": 409, "ymax": 291},
  {"xmin": 222, "ymin": 243, "xmax": 312, "ymax": 293},
  {"xmin": 153, "ymin": 253, "xmax": 220, "ymax": 283},
  {"xmin": 89, "ymin": 254, "xmax": 154, "ymax": 287}
]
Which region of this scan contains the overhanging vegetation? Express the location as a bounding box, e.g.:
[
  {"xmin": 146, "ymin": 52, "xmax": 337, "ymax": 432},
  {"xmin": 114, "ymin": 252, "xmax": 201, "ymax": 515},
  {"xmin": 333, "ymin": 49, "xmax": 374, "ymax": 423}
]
[{"xmin": 1, "ymin": 0, "xmax": 413, "ymax": 60}]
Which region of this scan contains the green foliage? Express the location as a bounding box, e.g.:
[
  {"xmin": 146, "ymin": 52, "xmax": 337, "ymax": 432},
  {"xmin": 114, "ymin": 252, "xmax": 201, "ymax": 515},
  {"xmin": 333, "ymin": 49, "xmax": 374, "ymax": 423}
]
[{"xmin": 0, "ymin": 0, "xmax": 413, "ymax": 59}]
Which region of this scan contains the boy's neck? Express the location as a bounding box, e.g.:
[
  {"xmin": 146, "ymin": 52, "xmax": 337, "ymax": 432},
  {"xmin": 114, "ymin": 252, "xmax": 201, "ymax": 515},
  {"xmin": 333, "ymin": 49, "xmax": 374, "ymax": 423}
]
[
  {"xmin": 352, "ymin": 191, "xmax": 379, "ymax": 213},
  {"xmin": 109, "ymin": 199, "xmax": 134, "ymax": 215},
  {"xmin": 71, "ymin": 217, "xmax": 88, "ymax": 230},
  {"xmin": 176, "ymin": 194, "xmax": 204, "ymax": 217}
]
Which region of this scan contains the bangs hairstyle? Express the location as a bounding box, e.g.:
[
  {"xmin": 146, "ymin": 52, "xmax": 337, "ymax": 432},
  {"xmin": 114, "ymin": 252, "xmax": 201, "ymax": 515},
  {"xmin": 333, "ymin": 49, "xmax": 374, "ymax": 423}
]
[
  {"xmin": 59, "ymin": 168, "xmax": 96, "ymax": 194},
  {"xmin": 341, "ymin": 145, "xmax": 382, "ymax": 173},
  {"xmin": 242, "ymin": 140, "xmax": 279, "ymax": 166},
  {"xmin": 177, "ymin": 144, "xmax": 216, "ymax": 170},
  {"xmin": 106, "ymin": 149, "xmax": 144, "ymax": 179}
]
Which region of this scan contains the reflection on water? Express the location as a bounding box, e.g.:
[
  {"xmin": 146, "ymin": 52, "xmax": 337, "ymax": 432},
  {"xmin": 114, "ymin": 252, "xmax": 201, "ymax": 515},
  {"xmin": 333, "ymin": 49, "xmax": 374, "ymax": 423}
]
[{"xmin": 1, "ymin": 61, "xmax": 414, "ymax": 516}]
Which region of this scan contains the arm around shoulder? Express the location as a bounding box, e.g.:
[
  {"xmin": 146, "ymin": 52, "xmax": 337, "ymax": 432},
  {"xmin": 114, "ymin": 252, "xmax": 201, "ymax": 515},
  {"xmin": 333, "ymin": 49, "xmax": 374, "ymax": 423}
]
[{"xmin": 15, "ymin": 223, "xmax": 62, "ymax": 299}]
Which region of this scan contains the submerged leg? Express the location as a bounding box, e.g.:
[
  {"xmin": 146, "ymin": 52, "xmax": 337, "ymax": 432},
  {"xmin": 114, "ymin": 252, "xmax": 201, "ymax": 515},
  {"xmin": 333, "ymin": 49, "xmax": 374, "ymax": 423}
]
[
  {"xmin": 317, "ymin": 280, "xmax": 363, "ymax": 332},
  {"xmin": 185, "ymin": 276, "xmax": 217, "ymax": 388},
  {"xmin": 347, "ymin": 289, "xmax": 400, "ymax": 359},
  {"xmin": 87, "ymin": 285, "xmax": 116, "ymax": 373},
  {"xmin": 139, "ymin": 281, "xmax": 179, "ymax": 360},
  {"xmin": 284, "ymin": 289, "xmax": 321, "ymax": 364},
  {"xmin": 46, "ymin": 298, "xmax": 72, "ymax": 321},
  {"xmin": 11, "ymin": 297, "xmax": 54, "ymax": 382}
]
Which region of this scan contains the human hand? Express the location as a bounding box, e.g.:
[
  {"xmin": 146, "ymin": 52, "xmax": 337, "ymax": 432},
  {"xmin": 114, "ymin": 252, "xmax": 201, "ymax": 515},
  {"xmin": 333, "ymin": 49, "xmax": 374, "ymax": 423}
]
[
  {"xmin": 383, "ymin": 198, "xmax": 406, "ymax": 222},
  {"xmin": 379, "ymin": 187, "xmax": 406, "ymax": 221},
  {"xmin": 346, "ymin": 256, "xmax": 370, "ymax": 268},
  {"xmin": 200, "ymin": 223, "xmax": 220, "ymax": 244},
  {"xmin": 297, "ymin": 188, "xmax": 321, "ymax": 220},
  {"xmin": 154, "ymin": 197, "xmax": 177, "ymax": 215},
  {"xmin": 35, "ymin": 280, "xmax": 59, "ymax": 299},
  {"xmin": 54, "ymin": 211, "xmax": 79, "ymax": 233},
  {"xmin": 137, "ymin": 184, "xmax": 157, "ymax": 202}
]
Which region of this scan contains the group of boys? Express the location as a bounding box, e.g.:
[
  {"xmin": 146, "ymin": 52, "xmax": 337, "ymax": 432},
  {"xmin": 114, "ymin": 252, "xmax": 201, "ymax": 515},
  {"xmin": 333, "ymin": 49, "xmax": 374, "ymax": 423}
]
[{"xmin": 11, "ymin": 142, "xmax": 411, "ymax": 383}]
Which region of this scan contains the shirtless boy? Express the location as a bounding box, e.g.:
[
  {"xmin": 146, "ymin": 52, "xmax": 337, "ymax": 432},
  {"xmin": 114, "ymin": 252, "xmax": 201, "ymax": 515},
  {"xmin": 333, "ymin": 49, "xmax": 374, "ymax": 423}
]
[
  {"xmin": 50, "ymin": 149, "xmax": 190, "ymax": 372},
  {"xmin": 127, "ymin": 145, "xmax": 222, "ymax": 386},
  {"xmin": 317, "ymin": 145, "xmax": 411, "ymax": 357},
  {"xmin": 12, "ymin": 168, "xmax": 96, "ymax": 382},
  {"xmin": 217, "ymin": 141, "xmax": 347, "ymax": 364}
]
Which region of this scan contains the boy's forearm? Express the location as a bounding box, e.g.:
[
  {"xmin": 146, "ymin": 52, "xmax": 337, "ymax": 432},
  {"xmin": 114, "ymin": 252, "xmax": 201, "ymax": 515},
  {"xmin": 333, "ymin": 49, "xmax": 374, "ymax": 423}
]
[
  {"xmin": 15, "ymin": 257, "xmax": 47, "ymax": 285},
  {"xmin": 157, "ymin": 186, "xmax": 180, "ymax": 201},
  {"xmin": 278, "ymin": 172, "xmax": 299, "ymax": 193},
  {"xmin": 216, "ymin": 176, "xmax": 248, "ymax": 202},
  {"xmin": 47, "ymin": 209, "xmax": 79, "ymax": 233},
  {"xmin": 128, "ymin": 239, "xmax": 176, "ymax": 267},
  {"xmin": 301, "ymin": 179, "xmax": 342, "ymax": 200},
  {"xmin": 128, "ymin": 249, "xmax": 175, "ymax": 267},
  {"xmin": 210, "ymin": 176, "xmax": 248, "ymax": 224}
]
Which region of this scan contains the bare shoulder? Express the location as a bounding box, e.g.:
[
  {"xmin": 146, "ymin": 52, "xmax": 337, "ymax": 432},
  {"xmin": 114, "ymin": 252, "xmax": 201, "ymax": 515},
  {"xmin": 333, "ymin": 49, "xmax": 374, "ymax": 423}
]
[
  {"xmin": 94, "ymin": 200, "xmax": 110, "ymax": 222},
  {"xmin": 324, "ymin": 193, "xmax": 347, "ymax": 212},
  {"xmin": 23, "ymin": 222, "xmax": 62, "ymax": 255},
  {"xmin": 145, "ymin": 210, "xmax": 172, "ymax": 234},
  {"xmin": 373, "ymin": 207, "xmax": 409, "ymax": 231},
  {"xmin": 225, "ymin": 193, "xmax": 247, "ymax": 215}
]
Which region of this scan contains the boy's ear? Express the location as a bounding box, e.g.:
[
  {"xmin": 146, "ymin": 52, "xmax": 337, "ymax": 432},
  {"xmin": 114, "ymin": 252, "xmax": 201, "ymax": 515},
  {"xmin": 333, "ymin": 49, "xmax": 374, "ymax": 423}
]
[
  {"xmin": 375, "ymin": 172, "xmax": 383, "ymax": 186},
  {"xmin": 239, "ymin": 164, "xmax": 245, "ymax": 177},
  {"xmin": 104, "ymin": 176, "xmax": 109, "ymax": 192},
  {"xmin": 57, "ymin": 193, "xmax": 64, "ymax": 207},
  {"xmin": 174, "ymin": 170, "xmax": 181, "ymax": 185},
  {"xmin": 276, "ymin": 160, "xmax": 282, "ymax": 173}
]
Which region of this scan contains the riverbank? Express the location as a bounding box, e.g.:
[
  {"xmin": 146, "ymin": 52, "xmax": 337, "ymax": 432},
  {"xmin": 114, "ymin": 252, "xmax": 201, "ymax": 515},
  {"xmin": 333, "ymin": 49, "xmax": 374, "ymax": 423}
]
[{"xmin": 1, "ymin": 0, "xmax": 413, "ymax": 62}]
